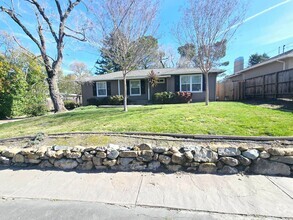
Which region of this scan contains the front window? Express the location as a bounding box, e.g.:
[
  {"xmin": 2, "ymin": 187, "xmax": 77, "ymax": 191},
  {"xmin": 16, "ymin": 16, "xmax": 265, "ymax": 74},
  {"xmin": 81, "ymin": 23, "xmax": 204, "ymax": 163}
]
[
  {"xmin": 180, "ymin": 74, "xmax": 202, "ymax": 92},
  {"xmin": 130, "ymin": 80, "xmax": 141, "ymax": 96},
  {"xmin": 96, "ymin": 82, "xmax": 107, "ymax": 97}
]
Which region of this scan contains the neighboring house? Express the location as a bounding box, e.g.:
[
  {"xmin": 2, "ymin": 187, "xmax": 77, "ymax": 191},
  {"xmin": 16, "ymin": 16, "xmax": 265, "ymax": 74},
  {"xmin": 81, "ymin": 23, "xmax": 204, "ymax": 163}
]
[
  {"xmin": 81, "ymin": 68, "xmax": 223, "ymax": 105},
  {"xmin": 219, "ymin": 50, "xmax": 293, "ymax": 100},
  {"xmin": 227, "ymin": 49, "xmax": 293, "ymax": 83}
]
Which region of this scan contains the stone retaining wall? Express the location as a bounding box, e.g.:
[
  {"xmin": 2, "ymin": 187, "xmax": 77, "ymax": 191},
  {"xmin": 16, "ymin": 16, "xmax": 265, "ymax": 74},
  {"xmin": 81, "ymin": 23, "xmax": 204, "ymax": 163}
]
[{"xmin": 0, "ymin": 144, "xmax": 293, "ymax": 176}]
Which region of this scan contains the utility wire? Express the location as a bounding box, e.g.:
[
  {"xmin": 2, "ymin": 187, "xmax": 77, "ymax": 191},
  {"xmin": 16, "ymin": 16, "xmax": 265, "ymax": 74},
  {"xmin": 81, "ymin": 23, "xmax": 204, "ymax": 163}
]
[{"xmin": 224, "ymin": 41, "xmax": 293, "ymax": 74}]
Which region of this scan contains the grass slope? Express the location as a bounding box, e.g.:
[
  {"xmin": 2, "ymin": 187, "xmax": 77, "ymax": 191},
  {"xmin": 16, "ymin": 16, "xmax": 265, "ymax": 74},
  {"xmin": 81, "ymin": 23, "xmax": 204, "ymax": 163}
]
[{"xmin": 0, "ymin": 102, "xmax": 292, "ymax": 139}]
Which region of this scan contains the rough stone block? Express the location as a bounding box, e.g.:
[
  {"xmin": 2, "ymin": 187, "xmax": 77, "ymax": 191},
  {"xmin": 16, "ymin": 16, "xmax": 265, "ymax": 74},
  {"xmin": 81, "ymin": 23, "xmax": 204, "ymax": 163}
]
[
  {"xmin": 194, "ymin": 147, "xmax": 218, "ymax": 163},
  {"xmin": 251, "ymin": 158, "xmax": 290, "ymax": 176},
  {"xmin": 270, "ymin": 156, "xmax": 293, "ymax": 165},
  {"xmin": 107, "ymin": 149, "xmax": 119, "ymax": 159},
  {"xmin": 242, "ymin": 149, "xmax": 259, "ymax": 160},
  {"xmin": 138, "ymin": 143, "xmax": 152, "ymax": 151},
  {"xmin": 148, "ymin": 161, "xmax": 161, "ymax": 170},
  {"xmin": 0, "ymin": 156, "xmax": 10, "ymax": 165},
  {"xmin": 259, "ymin": 151, "xmax": 270, "ymax": 159},
  {"xmin": 172, "ymin": 153, "xmax": 186, "ymax": 165},
  {"xmin": 220, "ymin": 157, "xmax": 239, "ymax": 167},
  {"xmin": 78, "ymin": 161, "xmax": 94, "ymax": 170},
  {"xmin": 237, "ymin": 155, "xmax": 251, "ymax": 166},
  {"xmin": 267, "ymin": 148, "xmax": 285, "ymax": 156},
  {"xmin": 96, "ymin": 152, "xmax": 107, "ymax": 158},
  {"xmin": 103, "ymin": 159, "xmax": 117, "ymax": 167},
  {"xmin": 13, "ymin": 154, "xmax": 25, "ymax": 163},
  {"xmin": 218, "ymin": 147, "xmax": 241, "ymax": 157},
  {"xmin": 153, "ymin": 146, "xmax": 168, "ymax": 153},
  {"xmin": 92, "ymin": 157, "xmax": 103, "ymax": 166},
  {"xmin": 54, "ymin": 159, "xmax": 78, "ymax": 170},
  {"xmin": 219, "ymin": 165, "xmax": 238, "ymax": 175},
  {"xmin": 119, "ymin": 151, "xmax": 138, "ymax": 158},
  {"xmin": 158, "ymin": 155, "xmax": 171, "ymax": 165},
  {"xmin": 198, "ymin": 163, "xmax": 217, "ymax": 173}
]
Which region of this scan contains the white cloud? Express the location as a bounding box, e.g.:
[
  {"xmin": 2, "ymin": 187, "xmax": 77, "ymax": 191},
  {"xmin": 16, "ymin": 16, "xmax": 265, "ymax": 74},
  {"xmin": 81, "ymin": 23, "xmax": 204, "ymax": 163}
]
[{"xmin": 243, "ymin": 0, "xmax": 292, "ymax": 24}]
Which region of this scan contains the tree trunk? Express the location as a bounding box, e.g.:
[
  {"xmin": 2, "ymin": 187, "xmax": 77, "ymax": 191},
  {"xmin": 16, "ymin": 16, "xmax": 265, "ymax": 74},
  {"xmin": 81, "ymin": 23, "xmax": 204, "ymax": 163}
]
[
  {"xmin": 123, "ymin": 74, "xmax": 128, "ymax": 112},
  {"xmin": 205, "ymin": 72, "xmax": 209, "ymax": 106},
  {"xmin": 47, "ymin": 73, "xmax": 67, "ymax": 113}
]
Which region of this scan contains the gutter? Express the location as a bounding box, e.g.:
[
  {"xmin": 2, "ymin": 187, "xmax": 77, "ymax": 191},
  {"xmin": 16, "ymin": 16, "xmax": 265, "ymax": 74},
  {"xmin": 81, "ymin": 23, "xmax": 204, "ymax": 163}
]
[{"xmin": 276, "ymin": 60, "xmax": 286, "ymax": 70}]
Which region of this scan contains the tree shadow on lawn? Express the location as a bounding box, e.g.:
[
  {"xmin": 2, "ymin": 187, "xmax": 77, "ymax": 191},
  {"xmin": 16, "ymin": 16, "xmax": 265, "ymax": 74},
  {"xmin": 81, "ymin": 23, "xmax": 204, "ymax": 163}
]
[
  {"xmin": 242, "ymin": 99, "xmax": 293, "ymax": 113},
  {"xmin": 51, "ymin": 106, "xmax": 164, "ymax": 121}
]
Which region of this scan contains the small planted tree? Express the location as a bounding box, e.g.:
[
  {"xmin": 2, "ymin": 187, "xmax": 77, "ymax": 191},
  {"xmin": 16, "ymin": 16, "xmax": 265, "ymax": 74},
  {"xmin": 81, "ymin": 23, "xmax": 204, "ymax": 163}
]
[
  {"xmin": 175, "ymin": 0, "xmax": 246, "ymax": 105},
  {"xmin": 90, "ymin": 0, "xmax": 159, "ymax": 112}
]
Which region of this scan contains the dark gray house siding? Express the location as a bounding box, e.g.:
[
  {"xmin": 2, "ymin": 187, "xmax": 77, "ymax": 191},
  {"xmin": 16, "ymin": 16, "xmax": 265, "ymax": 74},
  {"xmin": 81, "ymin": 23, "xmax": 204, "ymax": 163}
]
[{"xmin": 81, "ymin": 72, "xmax": 218, "ymax": 105}]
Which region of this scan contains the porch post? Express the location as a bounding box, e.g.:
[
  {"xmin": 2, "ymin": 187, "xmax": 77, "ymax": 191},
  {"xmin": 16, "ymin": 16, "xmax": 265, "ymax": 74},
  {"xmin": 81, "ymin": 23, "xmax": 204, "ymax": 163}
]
[
  {"xmin": 118, "ymin": 80, "xmax": 120, "ymax": 96},
  {"xmin": 147, "ymin": 82, "xmax": 151, "ymax": 101}
]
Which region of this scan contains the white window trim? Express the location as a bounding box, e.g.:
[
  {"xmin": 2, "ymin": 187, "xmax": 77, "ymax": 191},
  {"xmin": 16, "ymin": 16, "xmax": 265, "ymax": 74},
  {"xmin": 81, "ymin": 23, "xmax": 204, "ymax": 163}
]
[
  {"xmin": 130, "ymin": 79, "xmax": 141, "ymax": 96},
  {"xmin": 96, "ymin": 81, "xmax": 107, "ymax": 97},
  {"xmin": 180, "ymin": 74, "xmax": 203, "ymax": 93}
]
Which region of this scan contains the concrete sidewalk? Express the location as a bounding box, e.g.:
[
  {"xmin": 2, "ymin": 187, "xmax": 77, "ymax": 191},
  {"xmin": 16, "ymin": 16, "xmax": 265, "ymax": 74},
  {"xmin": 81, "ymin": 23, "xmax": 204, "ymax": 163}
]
[{"xmin": 0, "ymin": 168, "xmax": 292, "ymax": 219}]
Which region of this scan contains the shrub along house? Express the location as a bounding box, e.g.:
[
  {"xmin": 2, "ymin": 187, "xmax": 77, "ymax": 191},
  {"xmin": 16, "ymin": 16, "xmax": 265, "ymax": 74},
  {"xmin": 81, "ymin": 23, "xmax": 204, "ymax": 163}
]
[{"xmin": 81, "ymin": 68, "xmax": 223, "ymax": 105}]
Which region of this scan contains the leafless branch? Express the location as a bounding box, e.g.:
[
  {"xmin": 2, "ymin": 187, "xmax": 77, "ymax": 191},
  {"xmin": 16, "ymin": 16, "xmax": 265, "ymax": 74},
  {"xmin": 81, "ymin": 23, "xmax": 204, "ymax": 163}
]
[{"xmin": 0, "ymin": 6, "xmax": 42, "ymax": 52}]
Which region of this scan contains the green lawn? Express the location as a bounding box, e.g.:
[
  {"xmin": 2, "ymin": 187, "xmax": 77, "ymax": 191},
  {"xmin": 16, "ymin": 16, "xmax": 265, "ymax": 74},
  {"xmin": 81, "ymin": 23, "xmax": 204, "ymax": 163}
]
[{"xmin": 0, "ymin": 102, "xmax": 292, "ymax": 139}]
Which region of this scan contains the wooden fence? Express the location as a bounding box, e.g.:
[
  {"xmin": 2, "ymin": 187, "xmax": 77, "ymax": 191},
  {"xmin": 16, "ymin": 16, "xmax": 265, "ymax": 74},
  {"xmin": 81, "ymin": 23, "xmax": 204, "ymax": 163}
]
[
  {"xmin": 217, "ymin": 68, "xmax": 293, "ymax": 100},
  {"xmin": 245, "ymin": 68, "xmax": 293, "ymax": 99}
]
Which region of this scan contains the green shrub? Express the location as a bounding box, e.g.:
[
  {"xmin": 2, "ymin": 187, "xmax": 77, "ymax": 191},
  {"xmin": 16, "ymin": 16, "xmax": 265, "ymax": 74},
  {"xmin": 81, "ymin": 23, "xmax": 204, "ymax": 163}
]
[
  {"xmin": 24, "ymin": 103, "xmax": 48, "ymax": 117},
  {"xmin": 88, "ymin": 96, "xmax": 127, "ymax": 106},
  {"xmin": 108, "ymin": 95, "xmax": 124, "ymax": 105},
  {"xmin": 64, "ymin": 100, "xmax": 79, "ymax": 110},
  {"xmin": 153, "ymin": 92, "xmax": 192, "ymax": 104}
]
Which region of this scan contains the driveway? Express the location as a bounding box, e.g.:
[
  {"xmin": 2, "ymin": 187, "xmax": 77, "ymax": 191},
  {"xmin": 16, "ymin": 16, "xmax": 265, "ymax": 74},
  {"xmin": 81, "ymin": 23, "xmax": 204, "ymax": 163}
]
[{"xmin": 0, "ymin": 169, "xmax": 292, "ymax": 219}]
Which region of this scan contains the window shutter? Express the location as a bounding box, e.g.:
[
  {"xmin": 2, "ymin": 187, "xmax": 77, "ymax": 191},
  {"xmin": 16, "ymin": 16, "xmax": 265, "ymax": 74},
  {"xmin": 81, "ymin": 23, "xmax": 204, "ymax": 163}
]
[
  {"xmin": 127, "ymin": 80, "xmax": 130, "ymax": 95},
  {"xmin": 141, "ymin": 80, "xmax": 145, "ymax": 94},
  {"xmin": 202, "ymin": 74, "xmax": 206, "ymax": 91},
  {"xmin": 93, "ymin": 82, "xmax": 97, "ymax": 96},
  {"xmin": 174, "ymin": 75, "xmax": 180, "ymax": 92},
  {"xmin": 107, "ymin": 81, "xmax": 111, "ymax": 96}
]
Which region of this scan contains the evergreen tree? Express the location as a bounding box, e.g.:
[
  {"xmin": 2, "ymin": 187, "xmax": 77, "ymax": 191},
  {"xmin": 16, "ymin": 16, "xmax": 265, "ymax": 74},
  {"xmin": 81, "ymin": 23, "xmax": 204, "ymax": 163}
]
[{"xmin": 248, "ymin": 53, "xmax": 270, "ymax": 66}]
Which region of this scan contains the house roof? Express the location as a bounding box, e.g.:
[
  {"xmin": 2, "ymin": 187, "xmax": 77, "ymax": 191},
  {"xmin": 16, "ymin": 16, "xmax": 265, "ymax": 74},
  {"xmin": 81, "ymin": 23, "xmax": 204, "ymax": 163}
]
[
  {"xmin": 226, "ymin": 49, "xmax": 293, "ymax": 79},
  {"xmin": 82, "ymin": 68, "xmax": 224, "ymax": 82}
]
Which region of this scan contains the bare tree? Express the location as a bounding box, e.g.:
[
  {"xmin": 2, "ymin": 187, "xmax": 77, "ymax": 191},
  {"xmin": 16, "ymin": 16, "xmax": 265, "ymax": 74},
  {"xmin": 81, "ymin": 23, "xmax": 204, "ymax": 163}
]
[
  {"xmin": 69, "ymin": 61, "xmax": 90, "ymax": 79},
  {"xmin": 175, "ymin": 0, "xmax": 246, "ymax": 105},
  {"xmin": 157, "ymin": 46, "xmax": 178, "ymax": 69},
  {"xmin": 0, "ymin": 0, "xmax": 87, "ymax": 112},
  {"xmin": 90, "ymin": 0, "xmax": 159, "ymax": 112}
]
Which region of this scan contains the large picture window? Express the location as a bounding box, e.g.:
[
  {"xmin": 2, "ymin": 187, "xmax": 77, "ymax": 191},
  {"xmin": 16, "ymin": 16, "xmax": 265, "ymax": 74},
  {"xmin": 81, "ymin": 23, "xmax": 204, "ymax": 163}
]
[
  {"xmin": 130, "ymin": 80, "xmax": 141, "ymax": 96},
  {"xmin": 96, "ymin": 81, "xmax": 107, "ymax": 97},
  {"xmin": 180, "ymin": 74, "xmax": 202, "ymax": 92}
]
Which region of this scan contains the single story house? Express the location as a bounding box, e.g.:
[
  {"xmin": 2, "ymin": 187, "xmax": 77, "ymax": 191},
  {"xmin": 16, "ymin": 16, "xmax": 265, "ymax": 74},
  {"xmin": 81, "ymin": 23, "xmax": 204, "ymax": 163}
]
[{"xmin": 81, "ymin": 68, "xmax": 224, "ymax": 105}]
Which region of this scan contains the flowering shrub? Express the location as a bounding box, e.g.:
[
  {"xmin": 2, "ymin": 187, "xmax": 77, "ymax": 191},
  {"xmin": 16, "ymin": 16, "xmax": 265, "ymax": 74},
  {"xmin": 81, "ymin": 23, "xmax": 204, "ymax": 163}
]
[
  {"xmin": 153, "ymin": 92, "xmax": 192, "ymax": 104},
  {"xmin": 108, "ymin": 95, "xmax": 124, "ymax": 105}
]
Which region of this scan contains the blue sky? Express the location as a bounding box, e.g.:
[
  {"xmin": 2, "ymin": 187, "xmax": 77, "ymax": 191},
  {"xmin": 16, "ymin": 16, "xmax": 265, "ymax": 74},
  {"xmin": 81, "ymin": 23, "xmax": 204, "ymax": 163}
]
[{"xmin": 1, "ymin": 0, "xmax": 293, "ymax": 76}]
